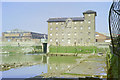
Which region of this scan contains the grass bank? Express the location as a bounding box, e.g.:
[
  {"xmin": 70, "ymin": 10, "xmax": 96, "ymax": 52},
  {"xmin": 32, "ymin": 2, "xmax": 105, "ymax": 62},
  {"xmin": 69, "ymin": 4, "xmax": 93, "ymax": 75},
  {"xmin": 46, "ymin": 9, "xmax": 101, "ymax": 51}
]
[
  {"xmin": 49, "ymin": 46, "xmax": 107, "ymax": 54},
  {"xmin": 1, "ymin": 46, "xmax": 42, "ymax": 54}
]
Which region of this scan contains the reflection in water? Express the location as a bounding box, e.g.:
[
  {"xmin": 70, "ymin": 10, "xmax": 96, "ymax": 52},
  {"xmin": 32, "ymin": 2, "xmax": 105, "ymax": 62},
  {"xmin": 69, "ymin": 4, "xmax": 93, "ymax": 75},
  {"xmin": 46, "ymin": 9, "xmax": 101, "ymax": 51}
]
[
  {"xmin": 2, "ymin": 64, "xmax": 47, "ymax": 78},
  {"xmin": 2, "ymin": 54, "xmax": 43, "ymax": 64},
  {"xmin": 42, "ymin": 55, "xmax": 48, "ymax": 63},
  {"xmin": 1, "ymin": 54, "xmax": 107, "ymax": 78},
  {"xmin": 2, "ymin": 54, "xmax": 47, "ymax": 78},
  {"xmin": 47, "ymin": 56, "xmax": 80, "ymax": 74}
]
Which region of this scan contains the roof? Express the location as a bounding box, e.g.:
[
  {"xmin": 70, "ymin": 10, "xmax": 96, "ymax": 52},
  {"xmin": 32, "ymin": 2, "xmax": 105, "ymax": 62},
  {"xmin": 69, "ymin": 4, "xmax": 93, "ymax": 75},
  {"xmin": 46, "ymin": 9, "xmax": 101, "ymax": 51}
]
[
  {"xmin": 47, "ymin": 10, "xmax": 97, "ymax": 22},
  {"xmin": 95, "ymin": 32, "xmax": 108, "ymax": 39},
  {"xmin": 47, "ymin": 17, "xmax": 84, "ymax": 22},
  {"xmin": 96, "ymin": 32, "xmax": 107, "ymax": 37},
  {"xmin": 4, "ymin": 29, "xmax": 48, "ymax": 35},
  {"xmin": 83, "ymin": 10, "xmax": 97, "ymax": 16}
]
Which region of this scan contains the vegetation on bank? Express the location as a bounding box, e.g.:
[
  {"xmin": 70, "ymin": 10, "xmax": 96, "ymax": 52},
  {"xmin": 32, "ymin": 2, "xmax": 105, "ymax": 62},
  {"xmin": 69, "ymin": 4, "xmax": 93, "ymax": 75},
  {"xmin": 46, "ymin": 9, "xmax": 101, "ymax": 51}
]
[
  {"xmin": 49, "ymin": 46, "xmax": 107, "ymax": 54},
  {"xmin": 107, "ymin": 50, "xmax": 120, "ymax": 78},
  {"xmin": 2, "ymin": 46, "xmax": 26, "ymax": 54},
  {"xmin": 28, "ymin": 46, "xmax": 42, "ymax": 53},
  {"xmin": 1, "ymin": 46, "xmax": 42, "ymax": 54},
  {"xmin": 61, "ymin": 73, "xmax": 107, "ymax": 78}
]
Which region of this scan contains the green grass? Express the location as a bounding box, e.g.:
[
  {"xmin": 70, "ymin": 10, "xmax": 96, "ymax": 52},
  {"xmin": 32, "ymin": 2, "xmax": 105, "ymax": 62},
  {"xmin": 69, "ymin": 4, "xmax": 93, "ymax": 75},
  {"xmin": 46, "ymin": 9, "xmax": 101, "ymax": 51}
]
[
  {"xmin": 107, "ymin": 46, "xmax": 120, "ymax": 78},
  {"xmin": 107, "ymin": 54, "xmax": 119, "ymax": 78},
  {"xmin": 32, "ymin": 46, "xmax": 42, "ymax": 49},
  {"xmin": 49, "ymin": 46, "xmax": 107, "ymax": 54},
  {"xmin": 2, "ymin": 46, "xmax": 26, "ymax": 54},
  {"xmin": 49, "ymin": 56, "xmax": 81, "ymax": 64},
  {"xmin": 61, "ymin": 73, "xmax": 92, "ymax": 76},
  {"xmin": 61, "ymin": 73, "xmax": 107, "ymax": 78},
  {"xmin": 2, "ymin": 46, "xmax": 42, "ymax": 54}
]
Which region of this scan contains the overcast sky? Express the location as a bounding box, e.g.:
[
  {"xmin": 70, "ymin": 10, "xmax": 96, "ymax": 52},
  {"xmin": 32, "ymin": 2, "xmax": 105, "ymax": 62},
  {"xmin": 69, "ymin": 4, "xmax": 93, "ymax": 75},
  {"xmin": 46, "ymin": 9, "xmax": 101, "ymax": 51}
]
[{"xmin": 2, "ymin": 2, "xmax": 112, "ymax": 34}]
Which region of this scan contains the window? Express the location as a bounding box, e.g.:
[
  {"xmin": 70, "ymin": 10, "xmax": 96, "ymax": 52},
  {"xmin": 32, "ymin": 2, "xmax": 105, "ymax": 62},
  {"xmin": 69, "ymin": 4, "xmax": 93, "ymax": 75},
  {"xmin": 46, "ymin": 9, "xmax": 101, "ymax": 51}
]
[
  {"xmin": 68, "ymin": 20, "xmax": 71, "ymax": 23},
  {"xmin": 62, "ymin": 32, "xmax": 64, "ymax": 35},
  {"xmin": 80, "ymin": 32, "xmax": 83, "ymax": 34},
  {"xmin": 50, "ymin": 23, "xmax": 52, "ymax": 25},
  {"xmin": 74, "ymin": 26, "xmax": 77, "ymax": 29},
  {"xmin": 68, "ymin": 32, "xmax": 70, "ymax": 36},
  {"xmin": 68, "ymin": 41, "xmax": 70, "ymax": 44},
  {"xmin": 62, "ymin": 38, "xmax": 64, "ymax": 42},
  {"xmin": 61, "ymin": 22, "xmax": 64, "ymax": 25},
  {"xmin": 88, "ymin": 20, "xmax": 91, "ymax": 23},
  {"xmin": 74, "ymin": 32, "xmax": 77, "ymax": 36},
  {"xmin": 88, "ymin": 26, "xmax": 91, "ymax": 29},
  {"xmin": 8, "ymin": 39, "xmax": 11, "ymax": 42},
  {"xmin": 81, "ymin": 38, "xmax": 83, "ymax": 42},
  {"xmin": 62, "ymin": 27, "xmax": 64, "ymax": 29},
  {"xmin": 80, "ymin": 26, "xmax": 83, "ymax": 30},
  {"xmin": 74, "ymin": 38, "xmax": 77, "ymax": 41},
  {"xmin": 20, "ymin": 34, "xmax": 23, "ymax": 36},
  {"xmin": 56, "ymin": 33, "xmax": 58, "ymax": 36},
  {"xmin": 68, "ymin": 38, "xmax": 70, "ymax": 41},
  {"xmin": 88, "ymin": 38, "xmax": 90, "ymax": 42},
  {"xmin": 68, "ymin": 38, "xmax": 70, "ymax": 44},
  {"xmin": 50, "ymin": 33, "xmax": 52, "ymax": 36},
  {"xmin": 50, "ymin": 39, "xmax": 52, "ymax": 42},
  {"xmin": 56, "ymin": 38, "xmax": 58, "ymax": 42},
  {"xmin": 88, "ymin": 32, "xmax": 91, "ymax": 35},
  {"xmin": 50, "ymin": 27, "xmax": 52, "ymax": 30},
  {"xmin": 81, "ymin": 22, "xmax": 83, "ymax": 24},
  {"xmin": 56, "ymin": 27, "xmax": 58, "ymax": 30},
  {"xmin": 88, "ymin": 14, "xmax": 91, "ymax": 16}
]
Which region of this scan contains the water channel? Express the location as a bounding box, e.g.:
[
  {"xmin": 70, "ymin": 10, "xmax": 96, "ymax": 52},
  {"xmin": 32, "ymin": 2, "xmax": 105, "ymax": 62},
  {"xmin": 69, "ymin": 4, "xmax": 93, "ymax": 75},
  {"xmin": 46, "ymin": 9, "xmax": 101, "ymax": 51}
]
[{"xmin": 1, "ymin": 53, "xmax": 107, "ymax": 79}]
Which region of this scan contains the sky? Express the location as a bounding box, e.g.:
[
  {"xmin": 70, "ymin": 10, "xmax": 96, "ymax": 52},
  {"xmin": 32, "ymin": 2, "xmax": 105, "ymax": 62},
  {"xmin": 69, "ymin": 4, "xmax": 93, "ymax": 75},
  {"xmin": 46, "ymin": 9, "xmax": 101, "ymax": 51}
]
[{"xmin": 2, "ymin": 2, "xmax": 112, "ymax": 35}]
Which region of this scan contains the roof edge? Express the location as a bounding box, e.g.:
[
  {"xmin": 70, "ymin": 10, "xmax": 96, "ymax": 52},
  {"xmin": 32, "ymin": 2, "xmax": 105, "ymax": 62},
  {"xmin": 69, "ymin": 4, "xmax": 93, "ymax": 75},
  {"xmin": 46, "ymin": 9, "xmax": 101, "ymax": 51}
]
[{"xmin": 83, "ymin": 10, "xmax": 97, "ymax": 16}]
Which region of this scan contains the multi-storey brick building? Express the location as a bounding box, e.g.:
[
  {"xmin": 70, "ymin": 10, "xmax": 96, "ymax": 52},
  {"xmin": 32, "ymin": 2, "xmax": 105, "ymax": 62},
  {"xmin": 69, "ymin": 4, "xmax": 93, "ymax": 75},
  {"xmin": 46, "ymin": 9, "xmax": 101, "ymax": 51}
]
[
  {"xmin": 2, "ymin": 29, "xmax": 48, "ymax": 42},
  {"xmin": 47, "ymin": 10, "xmax": 97, "ymax": 46}
]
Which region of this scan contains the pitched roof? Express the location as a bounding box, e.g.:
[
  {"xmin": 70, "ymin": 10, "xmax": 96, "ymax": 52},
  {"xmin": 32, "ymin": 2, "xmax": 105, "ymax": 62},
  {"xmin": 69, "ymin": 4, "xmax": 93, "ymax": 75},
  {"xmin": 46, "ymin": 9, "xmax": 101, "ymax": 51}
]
[
  {"xmin": 47, "ymin": 17, "xmax": 84, "ymax": 22},
  {"xmin": 96, "ymin": 32, "xmax": 107, "ymax": 37},
  {"xmin": 83, "ymin": 10, "xmax": 97, "ymax": 16},
  {"xmin": 47, "ymin": 10, "xmax": 96, "ymax": 22}
]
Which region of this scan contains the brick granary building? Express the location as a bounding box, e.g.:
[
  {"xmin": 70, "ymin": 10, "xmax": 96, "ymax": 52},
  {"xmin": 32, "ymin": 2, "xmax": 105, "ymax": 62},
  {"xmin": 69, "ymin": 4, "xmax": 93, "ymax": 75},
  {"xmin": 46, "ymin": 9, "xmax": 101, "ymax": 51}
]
[{"xmin": 47, "ymin": 10, "xmax": 97, "ymax": 46}]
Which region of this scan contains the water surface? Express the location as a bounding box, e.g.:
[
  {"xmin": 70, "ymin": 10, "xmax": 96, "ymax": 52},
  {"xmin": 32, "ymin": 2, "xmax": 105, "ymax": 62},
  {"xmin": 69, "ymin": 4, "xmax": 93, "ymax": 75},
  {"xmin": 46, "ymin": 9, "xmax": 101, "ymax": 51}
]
[{"xmin": 1, "ymin": 54, "xmax": 107, "ymax": 78}]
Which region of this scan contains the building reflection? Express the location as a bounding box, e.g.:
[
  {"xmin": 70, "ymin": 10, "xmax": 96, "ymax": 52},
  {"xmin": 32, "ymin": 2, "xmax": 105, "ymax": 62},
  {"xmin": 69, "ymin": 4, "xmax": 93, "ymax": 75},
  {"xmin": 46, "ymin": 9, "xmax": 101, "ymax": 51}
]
[{"xmin": 41, "ymin": 55, "xmax": 75, "ymax": 73}]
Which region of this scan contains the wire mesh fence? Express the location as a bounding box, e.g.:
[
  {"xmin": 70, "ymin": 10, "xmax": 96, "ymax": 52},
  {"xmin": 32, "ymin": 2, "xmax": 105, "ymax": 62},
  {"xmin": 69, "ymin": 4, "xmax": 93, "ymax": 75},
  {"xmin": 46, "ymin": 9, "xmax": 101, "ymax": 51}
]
[{"xmin": 109, "ymin": 0, "xmax": 120, "ymax": 57}]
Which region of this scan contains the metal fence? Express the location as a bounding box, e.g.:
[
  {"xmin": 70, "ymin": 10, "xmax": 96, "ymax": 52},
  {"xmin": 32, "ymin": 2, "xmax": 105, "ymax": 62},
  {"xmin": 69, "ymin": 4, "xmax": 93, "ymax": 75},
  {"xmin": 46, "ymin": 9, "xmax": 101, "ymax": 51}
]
[{"xmin": 109, "ymin": 0, "xmax": 120, "ymax": 57}]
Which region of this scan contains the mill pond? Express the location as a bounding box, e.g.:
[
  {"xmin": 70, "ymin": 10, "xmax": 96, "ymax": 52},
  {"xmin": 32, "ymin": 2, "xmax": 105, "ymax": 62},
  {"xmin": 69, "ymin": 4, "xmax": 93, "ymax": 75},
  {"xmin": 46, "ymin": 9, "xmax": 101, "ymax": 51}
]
[{"xmin": 1, "ymin": 52, "xmax": 107, "ymax": 79}]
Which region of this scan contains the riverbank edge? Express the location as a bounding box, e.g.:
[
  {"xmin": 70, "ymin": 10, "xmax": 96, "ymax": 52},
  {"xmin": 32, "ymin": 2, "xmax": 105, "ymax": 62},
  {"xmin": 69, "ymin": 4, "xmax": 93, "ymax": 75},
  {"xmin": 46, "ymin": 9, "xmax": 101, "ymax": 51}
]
[
  {"xmin": 46, "ymin": 53, "xmax": 100, "ymax": 57},
  {"xmin": 0, "ymin": 62, "xmax": 42, "ymax": 71}
]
